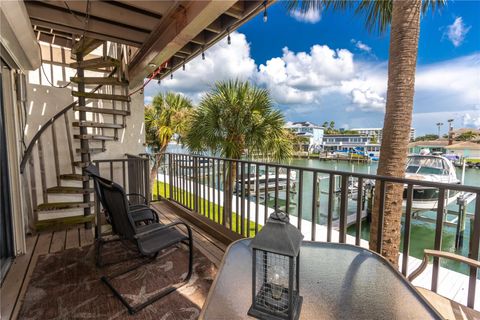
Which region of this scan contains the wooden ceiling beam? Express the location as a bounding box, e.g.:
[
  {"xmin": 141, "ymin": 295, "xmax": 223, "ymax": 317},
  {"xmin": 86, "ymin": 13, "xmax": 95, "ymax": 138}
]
[
  {"xmin": 25, "ymin": 2, "xmax": 149, "ymax": 46},
  {"xmin": 39, "ymin": 0, "xmax": 161, "ymax": 32},
  {"xmin": 128, "ymin": 0, "xmax": 237, "ymax": 88}
]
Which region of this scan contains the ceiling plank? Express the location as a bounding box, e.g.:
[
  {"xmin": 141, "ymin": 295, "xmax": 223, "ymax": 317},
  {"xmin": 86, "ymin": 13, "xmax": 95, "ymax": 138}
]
[
  {"xmin": 115, "ymin": 1, "xmax": 178, "ymax": 16},
  {"xmin": 128, "ymin": 0, "xmax": 237, "ymax": 87},
  {"xmin": 40, "ymin": 0, "xmax": 161, "ymax": 32},
  {"xmin": 25, "ymin": 2, "xmax": 149, "ymax": 45}
]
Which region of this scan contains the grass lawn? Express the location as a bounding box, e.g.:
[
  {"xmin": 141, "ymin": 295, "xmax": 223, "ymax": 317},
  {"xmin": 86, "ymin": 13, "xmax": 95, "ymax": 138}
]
[
  {"xmin": 152, "ymin": 181, "xmax": 260, "ymax": 237},
  {"xmin": 466, "ymin": 158, "xmax": 480, "ymax": 164}
]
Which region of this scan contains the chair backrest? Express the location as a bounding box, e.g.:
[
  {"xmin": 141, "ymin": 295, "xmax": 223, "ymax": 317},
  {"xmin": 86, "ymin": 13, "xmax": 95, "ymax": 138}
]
[
  {"xmin": 96, "ymin": 178, "xmax": 137, "ymax": 240},
  {"xmin": 85, "ymin": 163, "xmax": 111, "ymax": 212}
]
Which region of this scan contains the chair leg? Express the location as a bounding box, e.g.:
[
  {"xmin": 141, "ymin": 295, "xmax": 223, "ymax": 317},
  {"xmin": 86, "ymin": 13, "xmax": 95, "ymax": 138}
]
[
  {"xmin": 96, "ymin": 237, "xmax": 142, "ymax": 268},
  {"xmin": 101, "ymin": 241, "xmax": 194, "ymax": 314}
]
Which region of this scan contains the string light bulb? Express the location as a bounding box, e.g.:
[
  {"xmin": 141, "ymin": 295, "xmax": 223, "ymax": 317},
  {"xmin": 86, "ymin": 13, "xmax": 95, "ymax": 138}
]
[
  {"xmin": 157, "ymin": 79, "xmax": 161, "ymax": 85},
  {"xmin": 202, "ymin": 46, "xmax": 205, "ymax": 60},
  {"xmin": 263, "ymin": 2, "xmax": 268, "ymax": 22},
  {"xmin": 227, "ymin": 28, "xmax": 231, "ymax": 45},
  {"xmin": 170, "ymin": 73, "xmax": 173, "ymax": 80},
  {"xmin": 182, "ymin": 60, "xmax": 186, "ymax": 71}
]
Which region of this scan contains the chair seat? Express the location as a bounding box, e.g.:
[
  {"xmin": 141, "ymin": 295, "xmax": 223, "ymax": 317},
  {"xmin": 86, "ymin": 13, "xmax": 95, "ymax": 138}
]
[
  {"xmin": 129, "ymin": 206, "xmax": 157, "ymax": 223},
  {"xmin": 136, "ymin": 224, "xmax": 189, "ymax": 256},
  {"xmin": 416, "ymin": 287, "xmax": 480, "ymax": 320}
]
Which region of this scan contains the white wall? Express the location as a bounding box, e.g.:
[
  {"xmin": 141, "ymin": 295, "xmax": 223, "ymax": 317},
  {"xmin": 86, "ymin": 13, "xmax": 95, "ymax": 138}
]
[{"xmin": 23, "ymin": 42, "xmax": 145, "ymax": 222}]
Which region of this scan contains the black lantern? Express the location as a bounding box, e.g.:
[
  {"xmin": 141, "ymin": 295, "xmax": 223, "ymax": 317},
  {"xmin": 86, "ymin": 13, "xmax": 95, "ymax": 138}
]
[{"xmin": 248, "ymin": 211, "xmax": 303, "ymax": 320}]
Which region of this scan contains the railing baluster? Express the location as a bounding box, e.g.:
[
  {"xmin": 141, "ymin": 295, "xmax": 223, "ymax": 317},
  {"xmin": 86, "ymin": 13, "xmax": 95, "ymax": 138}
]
[
  {"xmin": 402, "ymin": 184, "xmax": 413, "ymax": 276},
  {"xmin": 37, "ymin": 138, "xmax": 48, "ymax": 204},
  {"xmin": 51, "ymin": 123, "xmax": 60, "ymax": 186},
  {"xmin": 327, "ymin": 173, "xmax": 334, "ymax": 242},
  {"xmin": 203, "ymin": 157, "xmax": 206, "ymax": 216},
  {"xmin": 432, "ymin": 188, "xmax": 446, "ymax": 292},
  {"xmin": 229, "ymin": 160, "xmax": 233, "ymax": 230},
  {"xmin": 156, "ymin": 157, "xmax": 160, "ymax": 201},
  {"xmin": 247, "ymin": 163, "xmax": 251, "ymax": 237},
  {"xmin": 240, "ymin": 162, "xmax": 245, "ymax": 236},
  {"xmin": 163, "ymin": 154, "xmax": 167, "ymax": 199},
  {"xmin": 286, "ymin": 168, "xmax": 291, "ymax": 216},
  {"xmin": 183, "ymin": 154, "xmax": 186, "ymax": 207},
  {"xmin": 376, "ymin": 180, "xmax": 386, "ymax": 253},
  {"xmin": 339, "ymin": 174, "xmax": 348, "ymax": 243},
  {"xmin": 236, "ymin": 161, "xmax": 240, "ymax": 232},
  {"xmin": 468, "ymin": 193, "xmax": 480, "ymax": 308},
  {"xmin": 168, "ymin": 154, "xmax": 173, "ymax": 200},
  {"xmin": 264, "ymin": 165, "xmax": 269, "ymax": 224},
  {"xmin": 122, "ymin": 161, "xmax": 126, "ymax": 190},
  {"xmin": 312, "ymin": 172, "xmax": 318, "ymax": 241},
  {"xmin": 63, "ymin": 112, "xmax": 75, "ymax": 174},
  {"xmin": 355, "ymin": 177, "xmax": 364, "ymax": 246},
  {"xmin": 222, "ymin": 160, "xmax": 226, "ymax": 226},
  {"xmin": 208, "ymin": 157, "xmax": 212, "ymax": 219},
  {"xmin": 274, "ymin": 166, "xmax": 279, "ymax": 210},
  {"xmin": 110, "ymin": 161, "xmax": 114, "ymax": 180},
  {"xmin": 297, "ymin": 169, "xmax": 303, "ymax": 231},
  {"xmin": 212, "ymin": 158, "xmax": 215, "ymax": 221},
  {"xmin": 217, "ymin": 159, "xmax": 221, "ymax": 224},
  {"xmin": 255, "ymin": 164, "xmax": 260, "ymax": 234}
]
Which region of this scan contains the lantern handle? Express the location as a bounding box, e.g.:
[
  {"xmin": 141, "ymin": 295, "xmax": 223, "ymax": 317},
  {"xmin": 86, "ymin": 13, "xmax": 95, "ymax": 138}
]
[{"xmin": 270, "ymin": 210, "xmax": 289, "ymax": 223}]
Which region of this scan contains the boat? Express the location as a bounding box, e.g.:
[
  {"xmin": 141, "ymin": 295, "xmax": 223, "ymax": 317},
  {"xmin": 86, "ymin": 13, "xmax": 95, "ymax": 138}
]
[
  {"xmin": 235, "ymin": 170, "xmax": 297, "ymax": 194},
  {"xmin": 403, "ymin": 154, "xmax": 461, "ymax": 211}
]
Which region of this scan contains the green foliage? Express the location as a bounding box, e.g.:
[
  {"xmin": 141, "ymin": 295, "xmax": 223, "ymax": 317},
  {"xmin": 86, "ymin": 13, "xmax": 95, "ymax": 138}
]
[
  {"xmin": 414, "ymin": 134, "xmax": 440, "ymax": 142},
  {"xmin": 184, "ymin": 79, "xmax": 293, "ymax": 161},
  {"xmin": 144, "ymin": 92, "xmax": 193, "ymax": 153},
  {"xmin": 285, "ymin": 0, "xmax": 445, "ymax": 34},
  {"xmin": 456, "ymin": 131, "xmax": 478, "ymax": 141},
  {"xmin": 152, "ymin": 181, "xmax": 259, "ymax": 237}
]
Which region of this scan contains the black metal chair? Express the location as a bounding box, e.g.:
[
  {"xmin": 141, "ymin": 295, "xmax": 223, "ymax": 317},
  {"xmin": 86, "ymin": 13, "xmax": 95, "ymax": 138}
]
[
  {"xmin": 85, "ymin": 163, "xmax": 158, "ymax": 266},
  {"xmin": 96, "ymin": 178, "xmax": 193, "ymax": 314}
]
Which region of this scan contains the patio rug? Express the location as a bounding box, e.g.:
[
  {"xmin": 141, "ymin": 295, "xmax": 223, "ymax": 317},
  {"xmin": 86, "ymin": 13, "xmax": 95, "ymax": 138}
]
[{"xmin": 17, "ymin": 239, "xmax": 217, "ymax": 319}]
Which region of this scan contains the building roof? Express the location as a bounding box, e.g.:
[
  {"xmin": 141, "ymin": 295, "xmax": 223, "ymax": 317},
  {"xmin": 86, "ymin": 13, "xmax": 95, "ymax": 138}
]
[
  {"xmin": 445, "ymin": 142, "xmax": 480, "ymax": 150},
  {"xmin": 408, "ymin": 140, "xmax": 450, "ymax": 148},
  {"xmin": 285, "ymin": 121, "xmax": 323, "ymax": 129}
]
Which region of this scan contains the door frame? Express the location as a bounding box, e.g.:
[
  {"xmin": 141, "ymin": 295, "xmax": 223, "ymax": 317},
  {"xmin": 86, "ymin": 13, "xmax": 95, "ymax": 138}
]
[{"xmin": 0, "ymin": 59, "xmax": 15, "ymax": 282}]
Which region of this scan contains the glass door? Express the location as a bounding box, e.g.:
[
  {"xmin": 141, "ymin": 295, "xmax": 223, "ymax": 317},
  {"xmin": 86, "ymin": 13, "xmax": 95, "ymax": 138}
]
[{"xmin": 0, "ymin": 59, "xmax": 14, "ymax": 282}]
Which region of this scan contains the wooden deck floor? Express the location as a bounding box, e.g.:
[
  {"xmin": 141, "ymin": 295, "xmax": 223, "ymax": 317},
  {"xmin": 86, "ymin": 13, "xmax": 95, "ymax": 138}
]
[{"xmin": 0, "ymin": 201, "xmax": 227, "ymax": 320}]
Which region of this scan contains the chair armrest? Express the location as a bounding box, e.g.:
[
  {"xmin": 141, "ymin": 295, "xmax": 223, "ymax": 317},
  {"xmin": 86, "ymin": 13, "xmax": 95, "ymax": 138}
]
[
  {"xmin": 134, "ymin": 221, "xmax": 192, "ymax": 240},
  {"xmin": 126, "ymin": 193, "xmax": 147, "ymax": 204},
  {"xmin": 408, "ymin": 249, "xmax": 480, "ymax": 282},
  {"xmin": 129, "ymin": 206, "xmax": 159, "ymax": 223}
]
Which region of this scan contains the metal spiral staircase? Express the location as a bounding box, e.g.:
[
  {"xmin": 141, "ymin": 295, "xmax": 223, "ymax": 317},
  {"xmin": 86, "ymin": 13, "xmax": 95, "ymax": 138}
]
[{"xmin": 20, "ymin": 39, "xmax": 131, "ymax": 232}]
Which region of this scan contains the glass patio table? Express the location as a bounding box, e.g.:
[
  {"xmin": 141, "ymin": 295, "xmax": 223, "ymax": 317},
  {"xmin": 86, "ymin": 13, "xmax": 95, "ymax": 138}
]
[{"xmin": 200, "ymin": 239, "xmax": 442, "ymax": 319}]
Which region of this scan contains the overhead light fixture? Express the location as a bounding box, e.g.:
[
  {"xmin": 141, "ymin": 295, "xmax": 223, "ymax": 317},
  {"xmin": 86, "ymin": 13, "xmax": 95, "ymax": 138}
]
[
  {"xmin": 148, "ymin": 62, "xmax": 156, "ymax": 68},
  {"xmin": 202, "ymin": 46, "xmax": 205, "ymax": 60},
  {"xmin": 263, "ymin": 1, "xmax": 268, "ymax": 23},
  {"xmin": 227, "ymin": 28, "xmax": 231, "ymax": 45}
]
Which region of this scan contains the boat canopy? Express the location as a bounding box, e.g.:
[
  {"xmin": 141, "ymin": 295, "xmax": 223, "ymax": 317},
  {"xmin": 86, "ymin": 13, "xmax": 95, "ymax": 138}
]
[{"xmin": 406, "ymin": 156, "xmax": 450, "ymax": 175}]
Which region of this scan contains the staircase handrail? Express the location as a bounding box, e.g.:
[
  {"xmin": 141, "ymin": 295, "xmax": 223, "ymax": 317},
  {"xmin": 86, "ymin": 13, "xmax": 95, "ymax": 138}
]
[{"xmin": 20, "ymin": 67, "xmax": 118, "ymax": 173}]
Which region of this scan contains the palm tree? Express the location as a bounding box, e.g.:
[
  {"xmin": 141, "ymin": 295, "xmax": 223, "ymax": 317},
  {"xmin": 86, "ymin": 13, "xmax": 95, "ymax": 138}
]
[
  {"xmin": 184, "ymin": 79, "xmax": 293, "ymax": 225},
  {"xmin": 287, "ymin": 0, "xmax": 445, "ymax": 265},
  {"xmin": 145, "ymin": 92, "xmax": 193, "ymax": 192}
]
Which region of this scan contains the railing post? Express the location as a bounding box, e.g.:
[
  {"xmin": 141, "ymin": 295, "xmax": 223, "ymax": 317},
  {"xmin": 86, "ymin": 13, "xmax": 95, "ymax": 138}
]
[
  {"xmin": 467, "ymin": 193, "xmax": 480, "ymax": 308},
  {"xmin": 144, "ymin": 157, "xmax": 150, "ymax": 205},
  {"xmin": 193, "ymin": 156, "xmax": 199, "ymax": 213},
  {"xmin": 168, "ymin": 153, "xmax": 173, "ymax": 200},
  {"xmin": 339, "ymin": 174, "xmax": 348, "ymax": 243}
]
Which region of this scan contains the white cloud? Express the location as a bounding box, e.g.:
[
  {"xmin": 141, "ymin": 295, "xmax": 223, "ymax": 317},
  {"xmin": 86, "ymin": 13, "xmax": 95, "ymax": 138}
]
[
  {"xmin": 444, "ymin": 17, "xmax": 471, "ymax": 47},
  {"xmin": 144, "ymin": 31, "xmax": 479, "ymax": 135},
  {"xmin": 290, "ymin": 8, "xmax": 321, "ymax": 24},
  {"xmin": 463, "ymin": 108, "xmax": 480, "ymax": 127},
  {"xmin": 144, "ymin": 32, "xmax": 256, "ymax": 103},
  {"xmin": 351, "ymin": 39, "xmax": 372, "ymax": 53}
]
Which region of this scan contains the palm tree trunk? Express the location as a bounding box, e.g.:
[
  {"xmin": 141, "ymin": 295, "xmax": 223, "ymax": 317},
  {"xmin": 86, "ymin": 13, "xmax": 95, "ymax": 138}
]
[
  {"xmin": 149, "ymin": 152, "xmax": 164, "ymax": 198},
  {"xmin": 369, "ymin": 0, "xmax": 421, "ymax": 266}
]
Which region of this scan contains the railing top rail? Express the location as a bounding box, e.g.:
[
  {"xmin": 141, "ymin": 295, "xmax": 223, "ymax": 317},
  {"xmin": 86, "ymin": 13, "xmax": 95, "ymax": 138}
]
[
  {"xmin": 125, "ymin": 153, "xmax": 148, "ymax": 159},
  {"xmin": 19, "ymin": 67, "xmax": 119, "ymax": 174},
  {"xmin": 162, "ymin": 152, "xmax": 480, "ymax": 193},
  {"xmin": 93, "ymin": 158, "xmax": 147, "ymax": 164}
]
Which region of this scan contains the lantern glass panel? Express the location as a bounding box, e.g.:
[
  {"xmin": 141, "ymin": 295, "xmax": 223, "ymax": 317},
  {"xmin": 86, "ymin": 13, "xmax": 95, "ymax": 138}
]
[{"xmin": 254, "ymin": 250, "xmax": 296, "ymax": 317}]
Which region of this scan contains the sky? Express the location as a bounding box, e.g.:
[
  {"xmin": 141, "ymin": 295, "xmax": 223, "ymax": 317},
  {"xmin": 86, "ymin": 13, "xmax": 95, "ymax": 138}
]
[{"xmin": 144, "ymin": 1, "xmax": 480, "ymax": 136}]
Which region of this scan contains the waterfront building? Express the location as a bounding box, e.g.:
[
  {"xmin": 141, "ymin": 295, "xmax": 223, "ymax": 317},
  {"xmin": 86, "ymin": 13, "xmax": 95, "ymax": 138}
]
[
  {"xmin": 408, "ymin": 140, "xmax": 450, "ymax": 154},
  {"xmin": 285, "ymin": 121, "xmax": 325, "ymax": 152},
  {"xmin": 352, "ymin": 127, "xmax": 416, "ymax": 142},
  {"xmin": 322, "ymin": 134, "xmax": 380, "ymax": 154}
]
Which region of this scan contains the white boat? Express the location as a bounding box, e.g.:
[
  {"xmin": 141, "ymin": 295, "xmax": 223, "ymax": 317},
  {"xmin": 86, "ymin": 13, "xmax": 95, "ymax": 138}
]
[
  {"xmin": 403, "ymin": 154, "xmax": 460, "ymax": 211},
  {"xmin": 235, "ymin": 170, "xmax": 297, "ymax": 194}
]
